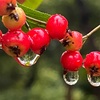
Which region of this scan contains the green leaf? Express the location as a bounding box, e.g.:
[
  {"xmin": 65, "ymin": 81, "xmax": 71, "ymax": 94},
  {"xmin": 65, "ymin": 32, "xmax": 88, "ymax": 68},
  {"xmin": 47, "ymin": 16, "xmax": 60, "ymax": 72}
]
[
  {"xmin": 18, "ymin": 4, "xmax": 50, "ymax": 31},
  {"xmin": 22, "ymin": 0, "xmax": 43, "ymax": 9}
]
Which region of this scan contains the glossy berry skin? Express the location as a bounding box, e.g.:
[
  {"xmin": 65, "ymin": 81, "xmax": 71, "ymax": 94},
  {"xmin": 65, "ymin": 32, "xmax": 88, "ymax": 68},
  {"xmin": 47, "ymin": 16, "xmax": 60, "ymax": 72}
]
[
  {"xmin": 0, "ymin": 0, "xmax": 16, "ymax": 16},
  {"xmin": 2, "ymin": 30, "xmax": 30, "ymax": 57},
  {"xmin": 60, "ymin": 51, "xmax": 83, "ymax": 71},
  {"xmin": 46, "ymin": 14, "xmax": 68, "ymax": 40},
  {"xmin": 83, "ymin": 51, "xmax": 100, "ymax": 76},
  {"xmin": 61, "ymin": 30, "xmax": 83, "ymax": 51},
  {"xmin": 2, "ymin": 7, "xmax": 26, "ymax": 31},
  {"xmin": 27, "ymin": 28, "xmax": 51, "ymax": 55}
]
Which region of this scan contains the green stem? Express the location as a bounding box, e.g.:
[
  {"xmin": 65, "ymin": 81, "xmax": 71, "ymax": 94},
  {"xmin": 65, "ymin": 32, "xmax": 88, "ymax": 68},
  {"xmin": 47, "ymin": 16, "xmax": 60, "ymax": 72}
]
[
  {"xmin": 82, "ymin": 25, "xmax": 100, "ymax": 44},
  {"xmin": 26, "ymin": 15, "xmax": 47, "ymax": 25},
  {"xmin": 25, "ymin": 21, "xmax": 31, "ymax": 30}
]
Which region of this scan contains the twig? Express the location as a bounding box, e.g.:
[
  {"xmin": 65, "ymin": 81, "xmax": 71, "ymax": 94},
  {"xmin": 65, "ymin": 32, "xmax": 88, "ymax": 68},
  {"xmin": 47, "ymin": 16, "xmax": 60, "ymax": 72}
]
[
  {"xmin": 26, "ymin": 15, "xmax": 46, "ymax": 25},
  {"xmin": 82, "ymin": 25, "xmax": 100, "ymax": 44},
  {"xmin": 25, "ymin": 21, "xmax": 31, "ymax": 31}
]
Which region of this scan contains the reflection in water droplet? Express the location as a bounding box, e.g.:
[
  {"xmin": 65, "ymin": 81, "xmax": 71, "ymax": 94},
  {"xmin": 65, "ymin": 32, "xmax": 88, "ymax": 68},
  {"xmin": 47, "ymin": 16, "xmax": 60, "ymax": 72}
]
[
  {"xmin": 15, "ymin": 50, "xmax": 40, "ymax": 67},
  {"xmin": 63, "ymin": 70, "xmax": 79, "ymax": 85},
  {"xmin": 87, "ymin": 75, "xmax": 100, "ymax": 87}
]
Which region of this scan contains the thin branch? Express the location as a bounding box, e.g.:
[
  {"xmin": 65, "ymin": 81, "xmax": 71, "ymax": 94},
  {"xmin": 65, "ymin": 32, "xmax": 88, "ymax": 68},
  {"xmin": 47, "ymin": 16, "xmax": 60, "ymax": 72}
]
[
  {"xmin": 83, "ymin": 25, "xmax": 100, "ymax": 39},
  {"xmin": 26, "ymin": 15, "xmax": 47, "ymax": 25},
  {"xmin": 82, "ymin": 25, "xmax": 100, "ymax": 44},
  {"xmin": 25, "ymin": 21, "xmax": 31, "ymax": 31}
]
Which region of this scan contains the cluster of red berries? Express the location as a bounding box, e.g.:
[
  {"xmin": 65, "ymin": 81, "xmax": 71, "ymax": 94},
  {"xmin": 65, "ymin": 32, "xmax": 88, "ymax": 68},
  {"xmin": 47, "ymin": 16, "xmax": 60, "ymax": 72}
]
[
  {"xmin": 46, "ymin": 14, "xmax": 100, "ymax": 86},
  {"xmin": 0, "ymin": 0, "xmax": 51, "ymax": 61},
  {"xmin": 0, "ymin": 0, "xmax": 100, "ymax": 86}
]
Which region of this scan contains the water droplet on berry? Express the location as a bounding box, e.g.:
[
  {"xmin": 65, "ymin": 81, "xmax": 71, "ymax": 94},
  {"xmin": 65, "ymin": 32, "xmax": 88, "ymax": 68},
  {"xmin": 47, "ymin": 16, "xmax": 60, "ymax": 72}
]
[
  {"xmin": 87, "ymin": 75, "xmax": 100, "ymax": 87},
  {"xmin": 15, "ymin": 50, "xmax": 40, "ymax": 67},
  {"xmin": 63, "ymin": 70, "xmax": 79, "ymax": 85}
]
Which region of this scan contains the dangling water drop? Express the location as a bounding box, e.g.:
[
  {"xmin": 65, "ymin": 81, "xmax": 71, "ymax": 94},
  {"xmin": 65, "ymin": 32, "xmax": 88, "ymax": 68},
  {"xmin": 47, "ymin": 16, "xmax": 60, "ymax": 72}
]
[
  {"xmin": 15, "ymin": 50, "xmax": 40, "ymax": 67},
  {"xmin": 63, "ymin": 70, "xmax": 79, "ymax": 85},
  {"xmin": 87, "ymin": 75, "xmax": 100, "ymax": 87}
]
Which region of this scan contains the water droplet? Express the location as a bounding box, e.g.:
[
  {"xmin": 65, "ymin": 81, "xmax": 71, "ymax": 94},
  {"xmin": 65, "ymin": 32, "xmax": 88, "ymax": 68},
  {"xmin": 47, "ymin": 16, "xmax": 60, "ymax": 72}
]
[
  {"xmin": 87, "ymin": 75, "xmax": 100, "ymax": 87},
  {"xmin": 15, "ymin": 50, "xmax": 40, "ymax": 67},
  {"xmin": 63, "ymin": 70, "xmax": 79, "ymax": 85}
]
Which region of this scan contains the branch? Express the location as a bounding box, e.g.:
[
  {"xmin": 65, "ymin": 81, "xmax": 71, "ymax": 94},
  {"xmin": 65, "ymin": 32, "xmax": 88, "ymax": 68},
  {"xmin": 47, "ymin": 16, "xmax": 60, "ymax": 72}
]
[
  {"xmin": 26, "ymin": 15, "xmax": 47, "ymax": 25},
  {"xmin": 82, "ymin": 25, "xmax": 100, "ymax": 44}
]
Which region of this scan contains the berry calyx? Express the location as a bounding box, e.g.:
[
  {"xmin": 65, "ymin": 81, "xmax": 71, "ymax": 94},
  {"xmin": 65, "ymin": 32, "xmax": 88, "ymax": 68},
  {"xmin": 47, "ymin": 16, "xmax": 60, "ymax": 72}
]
[
  {"xmin": 0, "ymin": 0, "xmax": 16, "ymax": 16},
  {"xmin": 46, "ymin": 14, "xmax": 68, "ymax": 40},
  {"xmin": 2, "ymin": 30, "xmax": 30, "ymax": 57},
  {"xmin": 61, "ymin": 30, "xmax": 83, "ymax": 51},
  {"xmin": 27, "ymin": 28, "xmax": 51, "ymax": 55},
  {"xmin": 60, "ymin": 51, "xmax": 83, "ymax": 71},
  {"xmin": 83, "ymin": 51, "xmax": 100, "ymax": 76},
  {"xmin": 2, "ymin": 7, "xmax": 26, "ymax": 31}
]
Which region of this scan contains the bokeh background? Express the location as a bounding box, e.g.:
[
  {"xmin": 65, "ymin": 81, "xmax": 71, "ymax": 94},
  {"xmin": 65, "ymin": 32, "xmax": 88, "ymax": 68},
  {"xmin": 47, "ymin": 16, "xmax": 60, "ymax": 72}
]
[{"xmin": 0, "ymin": 0, "xmax": 100, "ymax": 100}]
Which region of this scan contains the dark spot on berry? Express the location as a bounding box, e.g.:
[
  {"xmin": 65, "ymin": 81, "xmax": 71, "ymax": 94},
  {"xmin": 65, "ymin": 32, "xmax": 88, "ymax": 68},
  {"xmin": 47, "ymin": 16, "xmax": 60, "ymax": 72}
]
[
  {"xmin": 62, "ymin": 39, "xmax": 70, "ymax": 46},
  {"xmin": 7, "ymin": 3, "xmax": 15, "ymax": 11},
  {"xmin": 72, "ymin": 42, "xmax": 74, "ymax": 44},
  {"xmin": 16, "ymin": 35, "xmax": 20, "ymax": 39},
  {"xmin": 62, "ymin": 36, "xmax": 72, "ymax": 47},
  {"xmin": 40, "ymin": 46, "xmax": 46, "ymax": 55},
  {"xmin": 9, "ymin": 46, "xmax": 21, "ymax": 57},
  {"xmin": 9, "ymin": 13, "xmax": 19, "ymax": 21}
]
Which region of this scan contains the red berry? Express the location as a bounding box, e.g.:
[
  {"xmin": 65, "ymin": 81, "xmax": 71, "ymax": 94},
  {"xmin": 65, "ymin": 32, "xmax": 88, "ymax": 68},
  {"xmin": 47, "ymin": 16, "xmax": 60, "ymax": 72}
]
[
  {"xmin": 2, "ymin": 30, "xmax": 30, "ymax": 57},
  {"xmin": 61, "ymin": 30, "xmax": 83, "ymax": 51},
  {"xmin": 27, "ymin": 28, "xmax": 51, "ymax": 55},
  {"xmin": 2, "ymin": 7, "xmax": 26, "ymax": 31},
  {"xmin": 46, "ymin": 14, "xmax": 68, "ymax": 40},
  {"xmin": 0, "ymin": 0, "xmax": 16, "ymax": 16},
  {"xmin": 60, "ymin": 51, "xmax": 83, "ymax": 71},
  {"xmin": 83, "ymin": 51, "xmax": 100, "ymax": 76}
]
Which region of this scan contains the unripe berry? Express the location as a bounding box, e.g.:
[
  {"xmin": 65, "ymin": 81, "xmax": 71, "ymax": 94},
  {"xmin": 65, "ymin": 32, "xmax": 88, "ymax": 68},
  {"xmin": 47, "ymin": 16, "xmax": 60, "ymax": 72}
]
[
  {"xmin": 60, "ymin": 51, "xmax": 83, "ymax": 71},
  {"xmin": 61, "ymin": 30, "xmax": 83, "ymax": 51},
  {"xmin": 27, "ymin": 28, "xmax": 51, "ymax": 55},
  {"xmin": 83, "ymin": 51, "xmax": 100, "ymax": 76},
  {"xmin": 46, "ymin": 14, "xmax": 68, "ymax": 40},
  {"xmin": 0, "ymin": 0, "xmax": 16, "ymax": 16},
  {"xmin": 2, "ymin": 30, "xmax": 30, "ymax": 57},
  {"xmin": 2, "ymin": 7, "xmax": 26, "ymax": 31}
]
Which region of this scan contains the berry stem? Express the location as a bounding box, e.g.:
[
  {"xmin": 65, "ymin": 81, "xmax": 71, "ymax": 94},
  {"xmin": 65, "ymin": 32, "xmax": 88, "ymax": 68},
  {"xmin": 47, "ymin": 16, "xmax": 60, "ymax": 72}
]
[
  {"xmin": 25, "ymin": 21, "xmax": 31, "ymax": 30},
  {"xmin": 83, "ymin": 25, "xmax": 100, "ymax": 44},
  {"xmin": 26, "ymin": 15, "xmax": 46, "ymax": 25}
]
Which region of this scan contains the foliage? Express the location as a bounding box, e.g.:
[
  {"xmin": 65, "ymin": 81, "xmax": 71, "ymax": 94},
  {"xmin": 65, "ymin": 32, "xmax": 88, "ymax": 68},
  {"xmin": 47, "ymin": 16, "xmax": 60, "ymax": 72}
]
[{"xmin": 22, "ymin": 0, "xmax": 43, "ymax": 10}]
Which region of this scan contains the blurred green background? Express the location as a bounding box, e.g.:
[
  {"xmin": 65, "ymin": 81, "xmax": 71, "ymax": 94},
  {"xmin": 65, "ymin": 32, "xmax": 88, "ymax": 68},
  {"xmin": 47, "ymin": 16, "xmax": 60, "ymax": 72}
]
[{"xmin": 0, "ymin": 0, "xmax": 100, "ymax": 100}]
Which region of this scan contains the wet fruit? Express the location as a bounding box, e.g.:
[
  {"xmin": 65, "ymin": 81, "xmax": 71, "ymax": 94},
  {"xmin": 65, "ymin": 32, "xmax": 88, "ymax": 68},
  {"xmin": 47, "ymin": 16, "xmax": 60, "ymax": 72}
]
[
  {"xmin": 83, "ymin": 51, "xmax": 100, "ymax": 76},
  {"xmin": 60, "ymin": 51, "xmax": 83, "ymax": 71},
  {"xmin": 0, "ymin": 0, "xmax": 16, "ymax": 16},
  {"xmin": 2, "ymin": 30, "xmax": 30, "ymax": 57},
  {"xmin": 27, "ymin": 28, "xmax": 51, "ymax": 55},
  {"xmin": 46, "ymin": 14, "xmax": 68, "ymax": 40},
  {"xmin": 61, "ymin": 30, "xmax": 83, "ymax": 51},
  {"xmin": 2, "ymin": 7, "xmax": 26, "ymax": 31}
]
